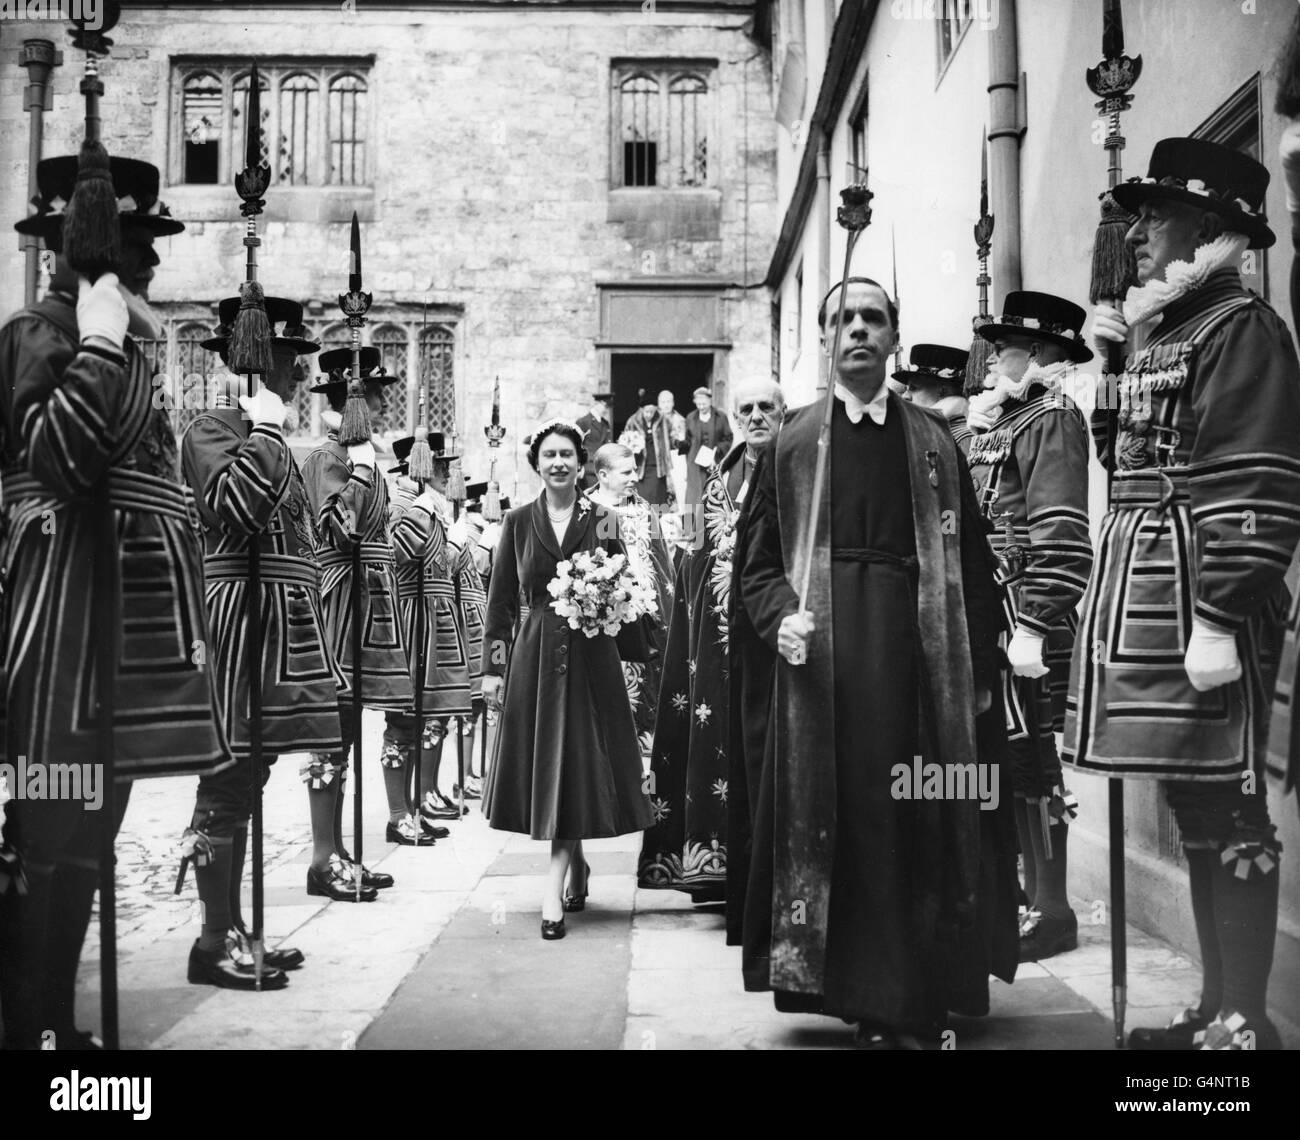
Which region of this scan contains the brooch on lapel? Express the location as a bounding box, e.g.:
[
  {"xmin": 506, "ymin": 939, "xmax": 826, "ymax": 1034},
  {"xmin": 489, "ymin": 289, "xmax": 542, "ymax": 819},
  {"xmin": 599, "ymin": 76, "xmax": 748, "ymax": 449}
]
[{"xmin": 925, "ymin": 450, "xmax": 939, "ymax": 488}]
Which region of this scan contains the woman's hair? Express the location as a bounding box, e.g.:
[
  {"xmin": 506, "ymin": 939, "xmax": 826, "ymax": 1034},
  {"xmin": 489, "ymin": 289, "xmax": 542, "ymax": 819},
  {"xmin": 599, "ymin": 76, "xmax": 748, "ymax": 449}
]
[
  {"xmin": 594, "ymin": 441, "xmax": 635, "ymax": 474},
  {"xmin": 526, "ymin": 419, "xmax": 587, "ymax": 472}
]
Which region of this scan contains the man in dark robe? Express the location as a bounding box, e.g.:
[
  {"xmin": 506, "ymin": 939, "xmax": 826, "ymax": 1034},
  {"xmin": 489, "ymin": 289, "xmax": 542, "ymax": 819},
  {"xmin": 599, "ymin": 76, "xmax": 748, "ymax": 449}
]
[
  {"xmin": 739, "ymin": 277, "xmax": 1011, "ymax": 1047},
  {"xmin": 575, "ymin": 390, "xmax": 612, "ymax": 490}
]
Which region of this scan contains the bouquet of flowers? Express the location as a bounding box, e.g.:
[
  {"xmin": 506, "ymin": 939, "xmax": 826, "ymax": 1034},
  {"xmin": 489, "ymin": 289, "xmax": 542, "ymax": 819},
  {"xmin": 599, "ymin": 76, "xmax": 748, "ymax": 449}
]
[
  {"xmin": 548, "ymin": 547, "xmax": 657, "ymax": 637},
  {"xmin": 618, "ymin": 427, "xmax": 646, "ymax": 455}
]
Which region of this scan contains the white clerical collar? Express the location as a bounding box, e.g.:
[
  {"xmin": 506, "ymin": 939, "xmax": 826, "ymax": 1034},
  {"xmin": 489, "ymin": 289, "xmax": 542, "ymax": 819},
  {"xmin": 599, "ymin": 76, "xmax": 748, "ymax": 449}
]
[{"xmin": 835, "ymin": 381, "xmax": 888, "ymax": 426}]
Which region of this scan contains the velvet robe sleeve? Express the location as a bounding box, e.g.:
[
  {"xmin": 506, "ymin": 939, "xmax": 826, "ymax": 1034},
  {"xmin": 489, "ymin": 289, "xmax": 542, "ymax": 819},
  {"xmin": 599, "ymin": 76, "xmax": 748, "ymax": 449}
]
[
  {"xmin": 1188, "ymin": 305, "xmax": 1300, "ymax": 630},
  {"xmin": 957, "ymin": 445, "xmax": 1005, "ymax": 694},
  {"xmin": 3, "ymin": 312, "xmax": 128, "ymax": 497},
  {"xmin": 739, "ymin": 446, "xmax": 800, "ymax": 652},
  {"xmin": 301, "ymin": 449, "xmax": 372, "ymax": 550},
  {"xmin": 482, "ymin": 508, "xmax": 520, "ymax": 677},
  {"xmin": 181, "ymin": 414, "xmax": 291, "ymax": 536},
  {"xmin": 1011, "ymin": 407, "xmax": 1093, "ymax": 636}
]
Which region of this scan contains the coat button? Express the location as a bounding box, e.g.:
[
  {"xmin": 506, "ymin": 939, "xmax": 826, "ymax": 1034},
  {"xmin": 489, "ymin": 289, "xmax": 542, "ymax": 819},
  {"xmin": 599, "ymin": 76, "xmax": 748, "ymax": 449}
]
[
  {"xmin": 557, "ymin": 663, "xmax": 568, "ymax": 675},
  {"xmin": 559, "ymin": 644, "xmax": 568, "ymax": 655}
]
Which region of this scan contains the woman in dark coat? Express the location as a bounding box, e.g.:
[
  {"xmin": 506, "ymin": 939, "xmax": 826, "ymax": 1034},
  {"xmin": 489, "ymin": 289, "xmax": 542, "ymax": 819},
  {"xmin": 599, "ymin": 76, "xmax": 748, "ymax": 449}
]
[{"xmin": 481, "ymin": 421, "xmax": 653, "ymax": 939}]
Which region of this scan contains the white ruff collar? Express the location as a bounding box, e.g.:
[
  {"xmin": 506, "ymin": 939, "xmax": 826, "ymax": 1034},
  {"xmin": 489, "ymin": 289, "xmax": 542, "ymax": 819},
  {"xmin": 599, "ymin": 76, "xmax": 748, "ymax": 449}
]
[
  {"xmin": 1122, "ymin": 233, "xmax": 1249, "ymax": 328},
  {"xmin": 971, "ymin": 359, "xmax": 1070, "ymax": 415}
]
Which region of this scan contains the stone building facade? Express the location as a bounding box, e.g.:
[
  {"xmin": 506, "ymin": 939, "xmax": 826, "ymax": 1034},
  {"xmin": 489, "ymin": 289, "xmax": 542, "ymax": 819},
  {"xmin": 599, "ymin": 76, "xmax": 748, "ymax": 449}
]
[{"xmin": 1, "ymin": 0, "xmax": 777, "ymax": 489}]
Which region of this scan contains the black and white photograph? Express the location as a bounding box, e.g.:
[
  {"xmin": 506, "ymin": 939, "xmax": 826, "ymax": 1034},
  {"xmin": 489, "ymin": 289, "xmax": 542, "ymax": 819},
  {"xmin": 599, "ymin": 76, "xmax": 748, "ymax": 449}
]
[{"xmin": 0, "ymin": 0, "xmax": 1297, "ymax": 1110}]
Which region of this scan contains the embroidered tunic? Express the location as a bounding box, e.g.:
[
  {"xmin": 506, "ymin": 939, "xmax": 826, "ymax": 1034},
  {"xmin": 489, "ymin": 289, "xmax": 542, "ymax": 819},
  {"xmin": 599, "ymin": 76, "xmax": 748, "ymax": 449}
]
[
  {"xmin": 454, "ymin": 540, "xmax": 488, "ymax": 701},
  {"xmin": 182, "ymin": 405, "xmax": 343, "ymax": 757},
  {"xmin": 301, "ymin": 435, "xmax": 411, "ymax": 709},
  {"xmin": 1064, "ymin": 269, "xmax": 1300, "ymax": 781},
  {"xmin": 387, "ymin": 476, "xmax": 472, "ymax": 716},
  {"xmin": 1, "ymin": 294, "xmax": 230, "ymax": 777},
  {"xmin": 967, "ymin": 386, "xmax": 1092, "ymax": 797}
]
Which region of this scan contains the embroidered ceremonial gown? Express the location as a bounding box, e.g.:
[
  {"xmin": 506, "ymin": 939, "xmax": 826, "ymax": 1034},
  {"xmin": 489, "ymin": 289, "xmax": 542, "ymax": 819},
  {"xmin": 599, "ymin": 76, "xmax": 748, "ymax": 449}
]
[
  {"xmin": 966, "ymin": 384, "xmax": 1092, "ymax": 797},
  {"xmin": 1, "ymin": 293, "xmax": 229, "ymax": 777},
  {"xmin": 637, "ymin": 449, "xmax": 745, "ymax": 897},
  {"xmin": 740, "ymin": 394, "xmax": 1011, "ymax": 1027},
  {"xmin": 387, "ymin": 477, "xmax": 472, "ymax": 717},
  {"xmin": 455, "ymin": 539, "xmax": 489, "ymax": 703},
  {"xmin": 182, "ymin": 405, "xmax": 343, "ymax": 757},
  {"xmin": 1064, "ymin": 269, "xmax": 1300, "ymax": 781},
  {"xmin": 301, "ymin": 434, "xmax": 411, "ymax": 709}
]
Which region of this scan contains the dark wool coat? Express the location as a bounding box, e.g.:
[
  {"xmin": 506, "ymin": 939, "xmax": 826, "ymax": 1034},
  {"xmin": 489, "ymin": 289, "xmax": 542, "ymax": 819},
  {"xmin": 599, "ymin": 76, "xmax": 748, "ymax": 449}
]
[{"xmin": 481, "ymin": 494, "xmax": 654, "ymax": 840}]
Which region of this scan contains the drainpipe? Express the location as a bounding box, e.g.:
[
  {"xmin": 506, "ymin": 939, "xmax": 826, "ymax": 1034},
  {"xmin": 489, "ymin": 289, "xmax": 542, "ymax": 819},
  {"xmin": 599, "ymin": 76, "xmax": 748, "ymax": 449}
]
[
  {"xmin": 816, "ymin": 134, "xmax": 831, "ymax": 392},
  {"xmin": 986, "ymin": 0, "xmax": 1022, "ymax": 304},
  {"xmin": 20, "ymin": 39, "xmax": 61, "ymax": 306}
]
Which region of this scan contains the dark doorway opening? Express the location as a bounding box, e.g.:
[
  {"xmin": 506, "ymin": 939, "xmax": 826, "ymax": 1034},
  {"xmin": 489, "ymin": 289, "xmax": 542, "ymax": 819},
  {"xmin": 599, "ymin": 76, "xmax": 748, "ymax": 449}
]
[{"xmin": 609, "ymin": 353, "xmax": 713, "ymax": 437}]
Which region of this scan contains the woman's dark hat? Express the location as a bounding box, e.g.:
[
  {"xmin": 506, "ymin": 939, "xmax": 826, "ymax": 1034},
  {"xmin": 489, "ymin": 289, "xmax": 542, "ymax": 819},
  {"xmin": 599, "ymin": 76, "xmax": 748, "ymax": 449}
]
[
  {"xmin": 975, "ymin": 291, "xmax": 1094, "ymax": 364},
  {"xmin": 202, "ymin": 295, "xmax": 321, "ymax": 355},
  {"xmin": 14, "ymin": 155, "xmax": 185, "ymax": 241},
  {"xmin": 310, "ymin": 345, "xmax": 401, "ymax": 395},
  {"xmin": 1112, "ymin": 137, "xmax": 1274, "ymax": 250},
  {"xmin": 892, "ymin": 344, "xmax": 969, "ymax": 386}
]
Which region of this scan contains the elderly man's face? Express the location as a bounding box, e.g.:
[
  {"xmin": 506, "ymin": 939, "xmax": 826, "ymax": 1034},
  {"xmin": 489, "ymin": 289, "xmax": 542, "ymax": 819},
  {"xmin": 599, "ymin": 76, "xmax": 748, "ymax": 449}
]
[
  {"xmin": 1127, "ymin": 199, "xmax": 1210, "ymax": 285},
  {"xmin": 693, "ymin": 391, "xmax": 712, "ymax": 412},
  {"xmin": 117, "ymin": 223, "xmax": 158, "ymax": 299},
  {"xmin": 987, "ymin": 335, "xmax": 1039, "ymax": 386},
  {"xmin": 732, "ymin": 382, "xmax": 784, "ymax": 448}
]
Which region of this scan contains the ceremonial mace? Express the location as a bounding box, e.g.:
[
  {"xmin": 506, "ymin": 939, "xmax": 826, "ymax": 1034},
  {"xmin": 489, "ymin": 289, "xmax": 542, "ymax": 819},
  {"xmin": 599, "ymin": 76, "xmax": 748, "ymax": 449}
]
[
  {"xmin": 1086, "ymin": 0, "xmax": 1142, "ymax": 1050},
  {"xmin": 481, "ymin": 379, "xmax": 507, "ymax": 781},
  {"xmin": 795, "ymin": 179, "xmax": 873, "ymax": 621},
  {"xmin": 229, "ymin": 64, "xmax": 273, "ymax": 989},
  {"xmin": 965, "ymin": 134, "xmax": 995, "ymax": 396},
  {"xmin": 890, "ymin": 225, "xmax": 903, "ymax": 378},
  {"xmin": 65, "ymin": 0, "xmax": 123, "ymax": 1050},
  {"xmin": 338, "ymin": 212, "xmax": 374, "ymax": 901},
  {"xmin": 448, "ymin": 452, "xmax": 468, "ymax": 820}
]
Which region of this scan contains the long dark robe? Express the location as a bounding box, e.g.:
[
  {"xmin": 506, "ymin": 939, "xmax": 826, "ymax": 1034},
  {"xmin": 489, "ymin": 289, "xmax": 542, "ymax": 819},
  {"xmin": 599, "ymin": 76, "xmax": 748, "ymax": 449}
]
[
  {"xmin": 739, "ymin": 393, "xmax": 1010, "ymax": 1030},
  {"xmin": 637, "ymin": 445, "xmax": 747, "ymax": 899}
]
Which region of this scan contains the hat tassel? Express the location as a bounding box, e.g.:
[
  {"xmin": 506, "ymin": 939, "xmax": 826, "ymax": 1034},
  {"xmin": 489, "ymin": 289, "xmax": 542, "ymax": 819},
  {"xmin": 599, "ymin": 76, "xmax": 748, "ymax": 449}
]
[
  {"xmin": 338, "ymin": 376, "xmax": 373, "ymax": 446},
  {"xmin": 1089, "ymin": 192, "xmax": 1138, "ymax": 305},
  {"xmin": 227, "ymin": 280, "xmax": 273, "ymax": 377},
  {"xmin": 447, "ymin": 456, "xmax": 466, "ymax": 505},
  {"xmin": 406, "ymin": 425, "xmax": 435, "ymax": 481},
  {"xmin": 483, "ymin": 482, "xmax": 503, "ymax": 523}
]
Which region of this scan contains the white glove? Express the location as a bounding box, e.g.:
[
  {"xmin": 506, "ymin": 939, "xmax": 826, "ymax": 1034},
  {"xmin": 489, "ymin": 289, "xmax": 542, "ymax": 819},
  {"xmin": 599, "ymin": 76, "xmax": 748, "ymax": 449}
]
[
  {"xmin": 447, "ymin": 515, "xmax": 470, "ymax": 549},
  {"xmin": 346, "ymin": 441, "xmax": 376, "ymax": 470},
  {"xmin": 237, "ymin": 387, "xmax": 288, "ymax": 429},
  {"xmin": 967, "ymin": 403, "xmax": 1001, "ymax": 434},
  {"xmin": 413, "ymin": 488, "xmax": 439, "ymax": 515},
  {"xmin": 1184, "ymin": 619, "xmax": 1241, "ymax": 692},
  {"xmin": 76, "ymin": 272, "xmax": 129, "ymax": 351},
  {"xmin": 395, "ymin": 474, "xmax": 421, "ymax": 496},
  {"xmin": 1280, "ymin": 118, "xmax": 1300, "ymax": 221},
  {"xmin": 1091, "ymin": 303, "xmax": 1129, "ymax": 357},
  {"xmin": 778, "ymin": 609, "xmax": 815, "ymax": 666},
  {"xmin": 1007, "ymin": 627, "xmax": 1049, "ymax": 679}
]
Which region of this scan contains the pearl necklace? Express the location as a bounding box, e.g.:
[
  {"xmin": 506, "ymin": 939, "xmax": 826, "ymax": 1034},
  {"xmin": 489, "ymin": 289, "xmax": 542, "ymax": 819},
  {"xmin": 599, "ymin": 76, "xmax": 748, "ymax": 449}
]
[{"xmin": 546, "ymin": 501, "xmax": 574, "ymax": 523}]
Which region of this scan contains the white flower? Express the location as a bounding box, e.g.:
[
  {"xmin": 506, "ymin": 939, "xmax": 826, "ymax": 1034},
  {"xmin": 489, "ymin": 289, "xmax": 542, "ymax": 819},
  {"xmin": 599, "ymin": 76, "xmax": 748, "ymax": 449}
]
[
  {"xmin": 695, "ymin": 702, "xmax": 712, "ymax": 725},
  {"xmin": 711, "ymin": 779, "xmax": 728, "ymax": 804},
  {"xmin": 671, "ymin": 691, "xmax": 688, "ymax": 713}
]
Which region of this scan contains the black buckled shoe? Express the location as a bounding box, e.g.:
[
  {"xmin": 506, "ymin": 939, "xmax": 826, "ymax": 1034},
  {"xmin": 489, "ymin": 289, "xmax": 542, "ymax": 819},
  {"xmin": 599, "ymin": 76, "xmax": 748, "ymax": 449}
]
[
  {"xmin": 541, "ymin": 917, "xmax": 566, "ymax": 941},
  {"xmin": 188, "ymin": 940, "xmax": 289, "ymax": 990},
  {"xmin": 420, "ymin": 792, "xmax": 462, "ymax": 821},
  {"xmin": 387, "ymin": 816, "xmax": 435, "ymax": 846},
  {"xmin": 307, "ymin": 862, "xmax": 378, "ymax": 902},
  {"xmin": 230, "ymin": 927, "xmax": 305, "ymax": 972},
  {"xmin": 1129, "ymin": 1006, "xmax": 1207, "ymax": 1051},
  {"xmin": 335, "ymin": 852, "xmax": 394, "ymax": 890},
  {"xmin": 1018, "ymin": 909, "xmax": 1078, "ymax": 962}
]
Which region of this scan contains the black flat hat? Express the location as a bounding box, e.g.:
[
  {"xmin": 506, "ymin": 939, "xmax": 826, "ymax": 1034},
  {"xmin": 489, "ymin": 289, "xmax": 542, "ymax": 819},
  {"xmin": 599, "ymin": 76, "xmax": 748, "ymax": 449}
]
[
  {"xmin": 892, "ymin": 344, "xmax": 969, "ymax": 385},
  {"xmin": 310, "ymin": 345, "xmax": 401, "ymax": 394},
  {"xmin": 976, "ymin": 291, "xmax": 1094, "ymax": 364},
  {"xmin": 392, "ymin": 431, "xmax": 460, "ymax": 464},
  {"xmin": 14, "ymin": 155, "xmax": 185, "ymax": 241},
  {"xmin": 201, "ymin": 295, "xmax": 321, "ymax": 355},
  {"xmin": 1112, "ymin": 137, "xmax": 1274, "ymax": 250}
]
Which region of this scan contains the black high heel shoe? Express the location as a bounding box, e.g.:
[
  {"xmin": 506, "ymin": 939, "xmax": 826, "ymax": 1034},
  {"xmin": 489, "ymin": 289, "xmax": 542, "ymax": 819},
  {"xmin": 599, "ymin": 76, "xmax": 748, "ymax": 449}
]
[
  {"xmin": 540, "ymin": 917, "xmax": 566, "ymax": 941},
  {"xmin": 563, "ymin": 861, "xmax": 591, "ymax": 913}
]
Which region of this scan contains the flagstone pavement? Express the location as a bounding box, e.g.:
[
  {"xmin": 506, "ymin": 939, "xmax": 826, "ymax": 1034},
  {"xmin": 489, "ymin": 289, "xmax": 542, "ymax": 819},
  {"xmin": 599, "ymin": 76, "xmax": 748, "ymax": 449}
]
[{"xmin": 72, "ymin": 711, "xmax": 1298, "ymax": 1051}]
